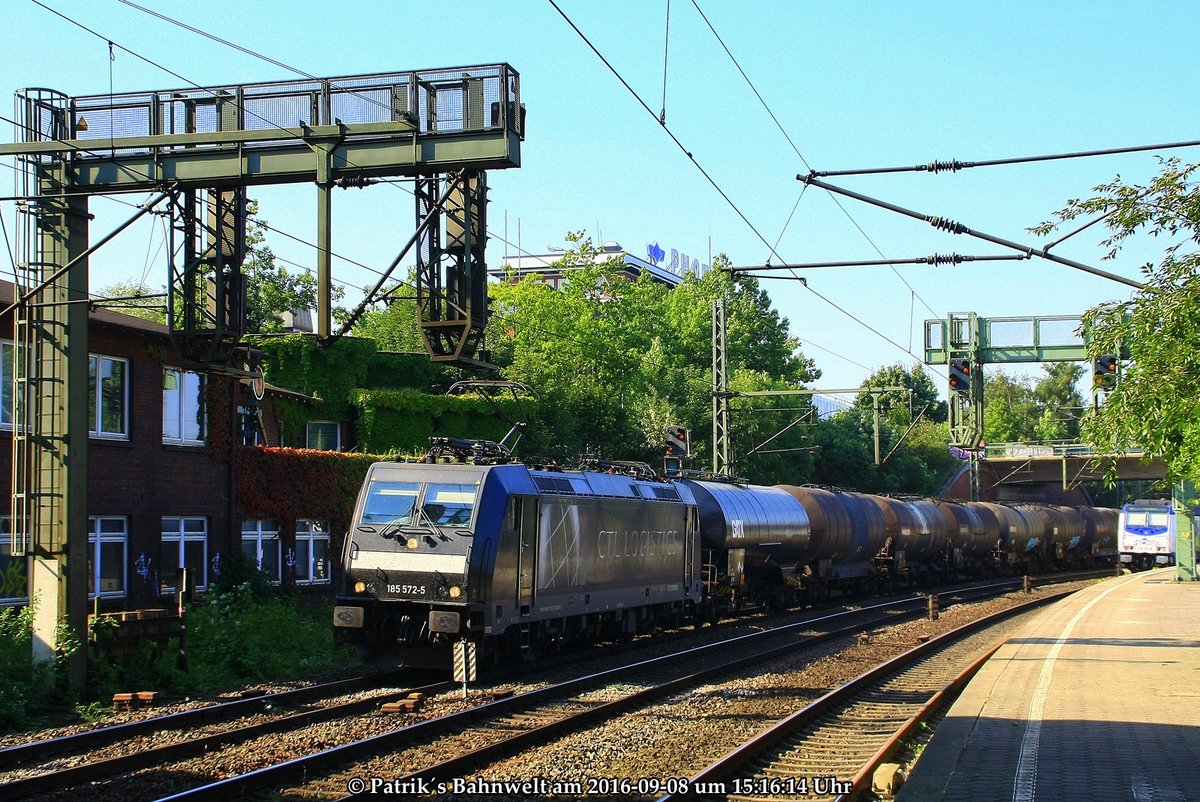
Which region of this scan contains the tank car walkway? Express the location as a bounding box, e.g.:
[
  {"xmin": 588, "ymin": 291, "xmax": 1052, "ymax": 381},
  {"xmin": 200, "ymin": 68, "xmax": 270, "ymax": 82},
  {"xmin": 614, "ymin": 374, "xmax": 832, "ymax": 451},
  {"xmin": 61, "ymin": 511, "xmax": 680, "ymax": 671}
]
[{"xmin": 898, "ymin": 570, "xmax": 1200, "ymax": 802}]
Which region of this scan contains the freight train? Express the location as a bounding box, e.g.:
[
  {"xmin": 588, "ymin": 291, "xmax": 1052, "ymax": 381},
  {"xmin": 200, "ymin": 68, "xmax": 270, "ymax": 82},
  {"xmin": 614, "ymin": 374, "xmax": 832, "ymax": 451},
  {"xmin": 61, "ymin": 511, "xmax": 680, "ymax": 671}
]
[{"xmin": 333, "ymin": 437, "xmax": 1117, "ymax": 666}]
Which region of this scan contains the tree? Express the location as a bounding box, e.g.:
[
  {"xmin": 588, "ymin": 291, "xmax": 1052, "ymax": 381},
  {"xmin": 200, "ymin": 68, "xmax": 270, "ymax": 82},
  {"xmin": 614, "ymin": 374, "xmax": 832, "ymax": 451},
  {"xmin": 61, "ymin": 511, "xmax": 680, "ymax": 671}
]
[
  {"xmin": 982, "ymin": 371, "xmax": 1036, "ymax": 443},
  {"xmin": 98, "ymin": 201, "xmax": 343, "ymax": 334},
  {"xmin": 480, "ymin": 233, "xmax": 817, "ymax": 471},
  {"xmin": 352, "ymin": 276, "xmax": 426, "ymax": 353},
  {"xmin": 94, "ymin": 280, "xmax": 167, "ymax": 324},
  {"xmin": 1031, "ymin": 362, "xmax": 1084, "ymax": 441},
  {"xmin": 980, "ymin": 363, "xmax": 1085, "ymax": 444},
  {"xmin": 241, "ymin": 201, "xmax": 344, "ymax": 333},
  {"xmin": 854, "ymin": 362, "xmax": 947, "ymax": 425},
  {"xmin": 1035, "ymin": 158, "xmax": 1200, "ymax": 483}
]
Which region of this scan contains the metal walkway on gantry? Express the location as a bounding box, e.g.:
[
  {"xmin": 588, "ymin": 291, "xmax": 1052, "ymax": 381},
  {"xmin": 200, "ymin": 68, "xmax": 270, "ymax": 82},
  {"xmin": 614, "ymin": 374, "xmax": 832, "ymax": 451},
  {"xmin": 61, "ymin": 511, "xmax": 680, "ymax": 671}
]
[{"xmin": 1, "ymin": 64, "xmax": 523, "ymax": 687}]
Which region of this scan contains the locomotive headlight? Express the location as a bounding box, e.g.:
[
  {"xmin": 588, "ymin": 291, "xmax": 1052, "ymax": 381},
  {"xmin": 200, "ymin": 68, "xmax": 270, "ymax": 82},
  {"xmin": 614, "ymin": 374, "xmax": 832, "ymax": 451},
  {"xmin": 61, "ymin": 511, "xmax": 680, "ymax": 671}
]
[
  {"xmin": 354, "ymin": 581, "xmax": 366, "ymax": 593},
  {"xmin": 406, "ymin": 537, "xmax": 419, "ymax": 549},
  {"xmin": 449, "ymin": 585, "xmax": 462, "ymax": 599}
]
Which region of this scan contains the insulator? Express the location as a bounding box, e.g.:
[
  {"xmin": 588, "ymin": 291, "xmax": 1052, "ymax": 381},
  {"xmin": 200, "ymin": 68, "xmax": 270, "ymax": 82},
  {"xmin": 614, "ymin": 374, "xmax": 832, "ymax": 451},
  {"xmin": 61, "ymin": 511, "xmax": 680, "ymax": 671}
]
[
  {"xmin": 924, "ymin": 159, "xmax": 966, "ymax": 173},
  {"xmin": 336, "ymin": 175, "xmax": 377, "ymax": 189},
  {"xmin": 927, "ymin": 216, "xmax": 967, "ymax": 235},
  {"xmin": 923, "ymin": 253, "xmax": 968, "ymax": 265}
]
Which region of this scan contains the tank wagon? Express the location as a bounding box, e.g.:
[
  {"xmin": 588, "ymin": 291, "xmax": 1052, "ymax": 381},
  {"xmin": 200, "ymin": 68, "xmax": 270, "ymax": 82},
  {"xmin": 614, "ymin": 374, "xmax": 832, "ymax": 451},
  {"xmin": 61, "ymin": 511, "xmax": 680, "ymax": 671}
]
[{"xmin": 334, "ymin": 439, "xmax": 1117, "ymax": 666}]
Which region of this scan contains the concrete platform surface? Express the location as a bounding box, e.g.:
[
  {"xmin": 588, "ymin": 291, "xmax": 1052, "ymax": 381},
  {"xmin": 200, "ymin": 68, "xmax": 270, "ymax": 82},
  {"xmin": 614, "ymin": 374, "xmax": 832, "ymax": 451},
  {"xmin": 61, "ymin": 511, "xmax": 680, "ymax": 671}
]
[{"xmin": 898, "ymin": 570, "xmax": 1200, "ymax": 802}]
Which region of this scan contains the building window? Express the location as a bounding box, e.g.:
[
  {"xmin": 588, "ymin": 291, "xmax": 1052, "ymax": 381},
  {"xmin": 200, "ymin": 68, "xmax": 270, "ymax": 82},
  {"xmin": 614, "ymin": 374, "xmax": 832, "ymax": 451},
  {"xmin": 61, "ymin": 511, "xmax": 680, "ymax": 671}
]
[
  {"xmin": 306, "ymin": 421, "xmax": 340, "ymax": 451},
  {"xmin": 89, "ymin": 354, "xmax": 129, "ymax": 438},
  {"xmin": 163, "ymin": 368, "xmax": 206, "ymax": 444},
  {"xmin": 160, "ymin": 517, "xmax": 208, "ymax": 593},
  {"xmin": 0, "ymin": 517, "xmax": 29, "ymax": 604},
  {"xmin": 294, "ymin": 520, "xmax": 331, "ymax": 585},
  {"xmin": 240, "ymin": 519, "xmax": 281, "ymax": 583},
  {"xmin": 1, "ymin": 341, "xmax": 15, "ymax": 429},
  {"xmin": 89, "ymin": 516, "xmax": 127, "ymax": 598},
  {"xmin": 238, "ymin": 404, "xmax": 264, "ymax": 446}
]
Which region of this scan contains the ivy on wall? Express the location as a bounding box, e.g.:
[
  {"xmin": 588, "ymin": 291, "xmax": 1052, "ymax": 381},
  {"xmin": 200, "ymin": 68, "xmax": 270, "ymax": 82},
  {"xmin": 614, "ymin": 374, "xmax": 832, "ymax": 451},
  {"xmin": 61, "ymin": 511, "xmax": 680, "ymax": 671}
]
[
  {"xmin": 352, "ymin": 389, "xmax": 532, "ymax": 455},
  {"xmin": 235, "ymin": 446, "xmax": 378, "ymax": 540},
  {"xmin": 249, "ymin": 335, "xmax": 377, "ymax": 421},
  {"xmin": 249, "ymin": 334, "xmax": 546, "ymax": 457}
]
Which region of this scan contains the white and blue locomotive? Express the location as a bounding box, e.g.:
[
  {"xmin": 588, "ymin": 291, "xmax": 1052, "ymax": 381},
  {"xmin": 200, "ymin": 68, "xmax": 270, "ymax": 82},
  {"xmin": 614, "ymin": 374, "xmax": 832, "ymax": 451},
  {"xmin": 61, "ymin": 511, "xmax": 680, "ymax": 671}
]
[{"xmin": 333, "ymin": 439, "xmax": 1117, "ymax": 665}]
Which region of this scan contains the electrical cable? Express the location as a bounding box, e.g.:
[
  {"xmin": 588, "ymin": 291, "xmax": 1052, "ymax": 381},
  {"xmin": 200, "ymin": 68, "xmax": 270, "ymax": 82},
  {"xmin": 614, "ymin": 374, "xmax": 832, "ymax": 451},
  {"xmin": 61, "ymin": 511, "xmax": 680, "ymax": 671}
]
[
  {"xmin": 23, "ymin": 0, "xmax": 864, "ymax": 393},
  {"xmin": 546, "ymin": 0, "xmax": 784, "ymax": 264},
  {"xmin": 659, "ymin": 0, "xmax": 671, "ymax": 125},
  {"xmin": 688, "ymin": 0, "xmax": 939, "ymax": 319},
  {"xmin": 811, "ymin": 139, "xmax": 1200, "ymax": 178},
  {"xmin": 550, "ymin": 0, "xmax": 944, "ymax": 377}
]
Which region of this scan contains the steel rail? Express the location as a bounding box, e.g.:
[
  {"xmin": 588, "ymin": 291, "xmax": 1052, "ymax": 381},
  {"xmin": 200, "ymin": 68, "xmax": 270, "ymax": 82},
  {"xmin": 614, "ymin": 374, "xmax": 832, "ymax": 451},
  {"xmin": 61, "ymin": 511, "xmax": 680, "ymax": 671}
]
[
  {"xmin": 156, "ymin": 582, "xmax": 1029, "ymax": 802},
  {"xmin": 656, "ymin": 589, "xmax": 1076, "ymax": 801},
  {"xmin": 0, "ymin": 680, "xmax": 452, "ymax": 798},
  {"xmin": 835, "ymin": 637, "xmax": 1005, "ymax": 801},
  {"xmin": 0, "ymin": 668, "xmax": 411, "ymax": 771}
]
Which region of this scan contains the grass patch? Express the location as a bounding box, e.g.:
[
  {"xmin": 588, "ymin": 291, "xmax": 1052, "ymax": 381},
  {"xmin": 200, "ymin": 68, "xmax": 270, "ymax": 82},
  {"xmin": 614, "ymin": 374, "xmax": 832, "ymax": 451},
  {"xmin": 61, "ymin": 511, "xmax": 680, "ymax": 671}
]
[{"xmin": 3, "ymin": 554, "xmax": 354, "ymax": 736}]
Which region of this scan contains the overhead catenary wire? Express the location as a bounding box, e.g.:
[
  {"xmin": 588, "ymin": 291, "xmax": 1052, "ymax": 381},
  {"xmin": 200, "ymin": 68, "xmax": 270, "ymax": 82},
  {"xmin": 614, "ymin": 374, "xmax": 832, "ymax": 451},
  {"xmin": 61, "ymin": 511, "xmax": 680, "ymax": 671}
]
[
  {"xmin": 798, "ymin": 172, "xmax": 1146, "ymax": 290},
  {"xmin": 549, "ymin": 0, "xmax": 943, "ymax": 376},
  {"xmin": 101, "ymin": 0, "xmax": 868, "ymax": 380},
  {"xmin": 688, "ymin": 0, "xmax": 940, "ymax": 320},
  {"xmin": 810, "ymin": 139, "xmax": 1200, "ymax": 178}
]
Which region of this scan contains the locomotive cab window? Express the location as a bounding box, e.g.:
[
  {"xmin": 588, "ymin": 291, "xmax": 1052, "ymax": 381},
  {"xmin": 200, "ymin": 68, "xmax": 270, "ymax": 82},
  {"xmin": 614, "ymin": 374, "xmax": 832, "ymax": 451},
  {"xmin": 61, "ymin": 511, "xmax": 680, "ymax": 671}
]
[
  {"xmin": 1124, "ymin": 509, "xmax": 1169, "ymax": 528},
  {"xmin": 361, "ymin": 481, "xmax": 420, "ymax": 526},
  {"xmin": 422, "ymin": 484, "xmax": 476, "ymax": 526}
]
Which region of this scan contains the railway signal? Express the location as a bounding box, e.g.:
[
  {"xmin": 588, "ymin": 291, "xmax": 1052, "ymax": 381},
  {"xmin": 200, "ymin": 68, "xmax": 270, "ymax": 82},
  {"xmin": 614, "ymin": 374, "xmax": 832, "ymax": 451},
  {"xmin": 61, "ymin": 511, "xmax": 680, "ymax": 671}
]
[
  {"xmin": 948, "ymin": 359, "xmax": 972, "ymax": 395},
  {"xmin": 1093, "ymin": 355, "xmax": 1118, "ymax": 389},
  {"xmin": 666, "ymin": 425, "xmax": 690, "ymax": 457}
]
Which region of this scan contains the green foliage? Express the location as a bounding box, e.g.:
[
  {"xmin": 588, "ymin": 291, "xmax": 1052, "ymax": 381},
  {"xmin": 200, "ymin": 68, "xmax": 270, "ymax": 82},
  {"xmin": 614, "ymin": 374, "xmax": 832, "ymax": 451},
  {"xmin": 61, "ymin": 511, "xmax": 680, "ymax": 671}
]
[
  {"xmin": 352, "ymin": 275, "xmax": 426, "ymax": 353},
  {"xmin": 480, "ymin": 234, "xmax": 817, "ymax": 474},
  {"xmin": 242, "ymin": 200, "xmax": 345, "ymax": 333},
  {"xmin": 0, "ymin": 599, "xmax": 81, "ymax": 731},
  {"xmin": 182, "ymin": 583, "xmax": 350, "ymax": 689},
  {"xmin": 352, "ymin": 389, "xmax": 520, "ymax": 455},
  {"xmin": 94, "ymin": 280, "xmax": 168, "ymax": 324},
  {"xmin": 855, "ymin": 362, "xmax": 947, "ymax": 425},
  {"xmin": 249, "ymin": 334, "xmax": 377, "ymax": 424},
  {"xmin": 808, "ymin": 411, "xmax": 958, "ymax": 494},
  {"xmin": 0, "ymin": 604, "xmax": 37, "ymax": 728},
  {"xmin": 1038, "ymin": 159, "xmax": 1200, "ymax": 483},
  {"xmin": 982, "ymin": 364, "xmax": 1085, "ymax": 443},
  {"xmin": 88, "ymin": 584, "xmax": 353, "ymax": 697}
]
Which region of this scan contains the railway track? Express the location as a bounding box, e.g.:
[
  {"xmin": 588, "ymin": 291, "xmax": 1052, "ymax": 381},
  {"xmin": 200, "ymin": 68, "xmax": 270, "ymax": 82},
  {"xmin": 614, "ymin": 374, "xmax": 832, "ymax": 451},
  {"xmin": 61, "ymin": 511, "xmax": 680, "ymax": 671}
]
[
  {"xmin": 0, "ymin": 670, "xmax": 451, "ymax": 799},
  {"xmin": 145, "ymin": 577, "xmax": 1070, "ymax": 801},
  {"xmin": 658, "ymin": 594, "xmax": 1062, "ymax": 802},
  {"xmin": 0, "ymin": 571, "xmax": 1107, "ymax": 801}
]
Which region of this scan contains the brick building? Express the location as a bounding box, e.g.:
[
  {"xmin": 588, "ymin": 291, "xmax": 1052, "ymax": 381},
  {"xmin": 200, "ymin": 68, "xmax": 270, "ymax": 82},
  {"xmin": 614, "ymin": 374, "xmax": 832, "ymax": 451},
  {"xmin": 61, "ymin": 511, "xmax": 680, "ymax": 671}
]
[{"xmin": 1, "ymin": 280, "xmax": 336, "ymax": 608}]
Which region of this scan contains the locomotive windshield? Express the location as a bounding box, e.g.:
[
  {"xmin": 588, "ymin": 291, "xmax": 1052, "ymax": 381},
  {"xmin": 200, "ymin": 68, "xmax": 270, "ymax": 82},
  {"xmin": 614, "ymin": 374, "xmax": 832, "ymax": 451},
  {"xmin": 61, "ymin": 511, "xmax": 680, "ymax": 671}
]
[
  {"xmin": 422, "ymin": 484, "xmax": 476, "ymax": 525},
  {"xmin": 1124, "ymin": 508, "xmax": 1170, "ymax": 528},
  {"xmin": 358, "ymin": 479, "xmax": 478, "ymax": 529},
  {"xmin": 361, "ymin": 480, "xmax": 420, "ymax": 525}
]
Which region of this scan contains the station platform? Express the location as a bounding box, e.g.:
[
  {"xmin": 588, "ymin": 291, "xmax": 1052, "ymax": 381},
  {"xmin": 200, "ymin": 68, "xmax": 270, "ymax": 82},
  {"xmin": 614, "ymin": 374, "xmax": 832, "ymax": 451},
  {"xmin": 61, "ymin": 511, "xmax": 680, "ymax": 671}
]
[{"xmin": 898, "ymin": 569, "xmax": 1200, "ymax": 802}]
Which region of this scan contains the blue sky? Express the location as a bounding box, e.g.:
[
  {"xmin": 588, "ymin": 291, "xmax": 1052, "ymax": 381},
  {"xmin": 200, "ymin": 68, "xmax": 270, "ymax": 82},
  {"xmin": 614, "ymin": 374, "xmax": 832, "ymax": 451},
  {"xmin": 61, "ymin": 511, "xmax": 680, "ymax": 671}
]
[{"xmin": 2, "ymin": 0, "xmax": 1197, "ymax": 395}]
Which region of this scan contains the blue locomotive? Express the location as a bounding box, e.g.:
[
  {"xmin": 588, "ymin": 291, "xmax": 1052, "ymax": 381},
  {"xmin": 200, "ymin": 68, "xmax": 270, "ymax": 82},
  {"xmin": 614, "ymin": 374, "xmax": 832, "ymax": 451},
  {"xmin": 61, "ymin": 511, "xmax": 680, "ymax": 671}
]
[{"xmin": 333, "ymin": 438, "xmax": 1117, "ymax": 666}]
